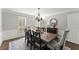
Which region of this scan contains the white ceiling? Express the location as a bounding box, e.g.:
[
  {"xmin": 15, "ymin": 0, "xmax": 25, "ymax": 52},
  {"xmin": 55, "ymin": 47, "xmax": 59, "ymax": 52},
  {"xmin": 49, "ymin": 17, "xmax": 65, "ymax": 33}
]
[{"xmin": 5, "ymin": 8, "xmax": 79, "ymax": 18}]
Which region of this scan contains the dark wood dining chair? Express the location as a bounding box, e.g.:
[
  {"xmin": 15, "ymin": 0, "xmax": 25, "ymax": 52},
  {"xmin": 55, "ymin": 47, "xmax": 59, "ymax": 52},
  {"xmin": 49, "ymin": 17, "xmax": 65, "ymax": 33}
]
[
  {"xmin": 25, "ymin": 30, "xmax": 34, "ymax": 50},
  {"xmin": 32, "ymin": 31, "xmax": 46, "ymax": 50},
  {"xmin": 25, "ymin": 30, "xmax": 30, "ymax": 45}
]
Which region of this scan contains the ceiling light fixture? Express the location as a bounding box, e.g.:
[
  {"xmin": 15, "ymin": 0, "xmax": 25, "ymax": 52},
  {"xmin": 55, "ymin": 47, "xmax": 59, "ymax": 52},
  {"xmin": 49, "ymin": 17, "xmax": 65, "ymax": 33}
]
[{"xmin": 35, "ymin": 8, "xmax": 42, "ymax": 22}]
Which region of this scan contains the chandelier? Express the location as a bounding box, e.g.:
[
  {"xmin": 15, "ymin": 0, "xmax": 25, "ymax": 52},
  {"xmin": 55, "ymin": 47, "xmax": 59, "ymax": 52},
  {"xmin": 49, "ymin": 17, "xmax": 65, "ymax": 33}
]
[
  {"xmin": 35, "ymin": 8, "xmax": 42, "ymax": 22},
  {"xmin": 35, "ymin": 8, "xmax": 43, "ymax": 31}
]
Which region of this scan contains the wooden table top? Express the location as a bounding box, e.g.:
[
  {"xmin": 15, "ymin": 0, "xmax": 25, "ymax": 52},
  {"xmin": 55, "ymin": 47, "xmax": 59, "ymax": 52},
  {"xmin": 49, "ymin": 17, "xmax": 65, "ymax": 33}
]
[{"xmin": 40, "ymin": 32, "xmax": 57, "ymax": 43}]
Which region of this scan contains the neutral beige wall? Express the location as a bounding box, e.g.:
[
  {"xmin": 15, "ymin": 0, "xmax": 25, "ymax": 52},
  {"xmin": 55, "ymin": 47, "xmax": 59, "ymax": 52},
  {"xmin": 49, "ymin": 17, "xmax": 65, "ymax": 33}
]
[
  {"xmin": 2, "ymin": 9, "xmax": 35, "ymax": 41},
  {"xmin": 0, "ymin": 9, "xmax": 2, "ymax": 46},
  {"xmin": 45, "ymin": 14, "xmax": 67, "ymax": 30},
  {"xmin": 67, "ymin": 12, "xmax": 79, "ymax": 44},
  {"xmin": 2, "ymin": 12, "xmax": 18, "ymax": 30}
]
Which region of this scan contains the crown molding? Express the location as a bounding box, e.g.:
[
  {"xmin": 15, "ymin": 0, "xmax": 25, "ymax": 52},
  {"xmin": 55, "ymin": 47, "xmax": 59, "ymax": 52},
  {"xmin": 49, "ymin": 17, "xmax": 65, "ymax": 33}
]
[{"xmin": 2, "ymin": 9, "xmax": 35, "ymax": 17}]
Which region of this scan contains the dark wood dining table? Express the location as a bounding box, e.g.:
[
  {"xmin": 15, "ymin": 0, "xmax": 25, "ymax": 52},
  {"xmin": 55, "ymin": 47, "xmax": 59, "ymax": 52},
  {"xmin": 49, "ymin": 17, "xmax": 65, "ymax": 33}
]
[
  {"xmin": 40, "ymin": 32, "xmax": 57, "ymax": 43},
  {"xmin": 25, "ymin": 29, "xmax": 57, "ymax": 43},
  {"xmin": 32, "ymin": 29, "xmax": 57, "ymax": 43}
]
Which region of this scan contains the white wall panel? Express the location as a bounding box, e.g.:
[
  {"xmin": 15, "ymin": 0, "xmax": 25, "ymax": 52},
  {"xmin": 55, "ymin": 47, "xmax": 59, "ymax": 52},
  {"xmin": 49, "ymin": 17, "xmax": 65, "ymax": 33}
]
[
  {"xmin": 0, "ymin": 9, "xmax": 2, "ymax": 46},
  {"xmin": 67, "ymin": 12, "xmax": 79, "ymax": 44}
]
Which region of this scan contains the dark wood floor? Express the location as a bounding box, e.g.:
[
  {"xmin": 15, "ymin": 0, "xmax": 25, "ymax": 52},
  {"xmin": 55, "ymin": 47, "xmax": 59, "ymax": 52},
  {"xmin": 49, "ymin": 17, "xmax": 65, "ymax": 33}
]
[
  {"xmin": 66, "ymin": 41, "xmax": 79, "ymax": 50},
  {"xmin": 0, "ymin": 38, "xmax": 22, "ymax": 50},
  {"xmin": 0, "ymin": 38, "xmax": 79, "ymax": 50},
  {"xmin": 0, "ymin": 41, "xmax": 9, "ymax": 50}
]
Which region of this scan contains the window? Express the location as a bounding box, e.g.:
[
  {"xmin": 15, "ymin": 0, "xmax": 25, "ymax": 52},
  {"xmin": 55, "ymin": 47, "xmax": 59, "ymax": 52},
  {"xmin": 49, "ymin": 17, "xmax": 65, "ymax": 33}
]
[{"xmin": 18, "ymin": 16, "xmax": 26, "ymax": 34}]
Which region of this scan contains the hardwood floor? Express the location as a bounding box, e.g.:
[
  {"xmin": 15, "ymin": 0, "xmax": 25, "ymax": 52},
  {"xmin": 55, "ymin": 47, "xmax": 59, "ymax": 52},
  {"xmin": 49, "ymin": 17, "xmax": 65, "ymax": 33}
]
[
  {"xmin": 0, "ymin": 41, "xmax": 9, "ymax": 50},
  {"xmin": 0, "ymin": 38, "xmax": 79, "ymax": 50},
  {"xmin": 0, "ymin": 36, "xmax": 24, "ymax": 50},
  {"xmin": 66, "ymin": 41, "xmax": 79, "ymax": 50}
]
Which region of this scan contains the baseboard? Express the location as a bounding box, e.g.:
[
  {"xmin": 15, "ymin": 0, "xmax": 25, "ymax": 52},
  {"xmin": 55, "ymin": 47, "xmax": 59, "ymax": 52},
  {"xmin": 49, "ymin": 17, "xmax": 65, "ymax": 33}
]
[
  {"xmin": 3, "ymin": 36, "xmax": 24, "ymax": 43},
  {"xmin": 66, "ymin": 41, "xmax": 79, "ymax": 50},
  {"xmin": 66, "ymin": 41, "xmax": 79, "ymax": 45},
  {"xmin": 2, "ymin": 29, "xmax": 25, "ymax": 40}
]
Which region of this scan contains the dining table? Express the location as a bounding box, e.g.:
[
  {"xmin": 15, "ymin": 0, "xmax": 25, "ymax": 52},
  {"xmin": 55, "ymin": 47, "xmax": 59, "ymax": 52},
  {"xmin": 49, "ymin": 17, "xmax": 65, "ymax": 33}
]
[
  {"xmin": 31, "ymin": 29, "xmax": 57, "ymax": 43},
  {"xmin": 25, "ymin": 28, "xmax": 57, "ymax": 44},
  {"xmin": 40, "ymin": 32, "xmax": 57, "ymax": 43}
]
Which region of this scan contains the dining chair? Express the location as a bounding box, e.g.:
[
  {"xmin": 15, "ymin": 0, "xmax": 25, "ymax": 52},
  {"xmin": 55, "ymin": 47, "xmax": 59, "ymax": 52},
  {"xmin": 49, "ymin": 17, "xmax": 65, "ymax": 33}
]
[
  {"xmin": 25, "ymin": 30, "xmax": 33, "ymax": 49},
  {"xmin": 47, "ymin": 29, "xmax": 69, "ymax": 50},
  {"xmin": 25, "ymin": 30, "xmax": 30, "ymax": 45},
  {"xmin": 32, "ymin": 31, "xmax": 46, "ymax": 50}
]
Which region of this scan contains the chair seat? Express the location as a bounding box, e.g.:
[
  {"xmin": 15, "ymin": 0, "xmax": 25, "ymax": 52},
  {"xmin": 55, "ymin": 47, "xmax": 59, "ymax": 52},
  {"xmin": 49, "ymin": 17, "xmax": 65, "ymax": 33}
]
[
  {"xmin": 47, "ymin": 40, "xmax": 59, "ymax": 49},
  {"xmin": 35, "ymin": 40, "xmax": 46, "ymax": 47}
]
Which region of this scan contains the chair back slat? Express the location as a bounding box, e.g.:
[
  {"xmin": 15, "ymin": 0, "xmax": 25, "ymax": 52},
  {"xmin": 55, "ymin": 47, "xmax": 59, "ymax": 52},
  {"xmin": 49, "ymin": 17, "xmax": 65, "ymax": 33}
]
[
  {"xmin": 58, "ymin": 30, "xmax": 69, "ymax": 47},
  {"xmin": 32, "ymin": 31, "xmax": 42, "ymax": 49}
]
